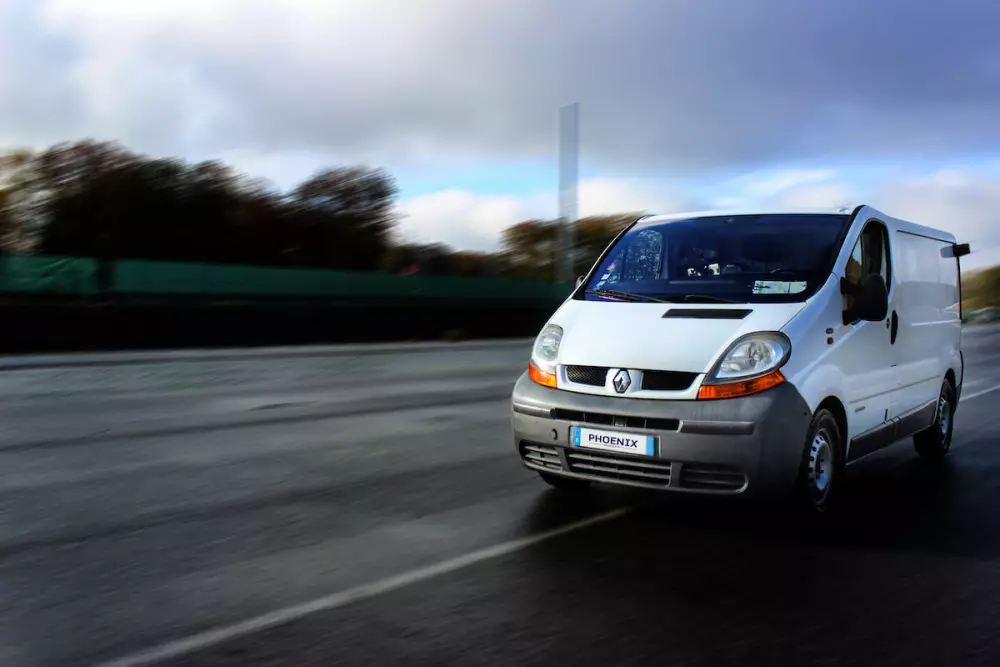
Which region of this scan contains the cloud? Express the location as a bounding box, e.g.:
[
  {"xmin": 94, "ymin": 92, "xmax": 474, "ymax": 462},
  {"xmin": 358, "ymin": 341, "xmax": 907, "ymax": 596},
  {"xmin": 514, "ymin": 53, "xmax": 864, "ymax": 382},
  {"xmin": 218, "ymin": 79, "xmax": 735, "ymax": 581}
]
[
  {"xmin": 396, "ymin": 189, "xmax": 535, "ymax": 252},
  {"xmin": 728, "ymin": 169, "xmax": 839, "ymax": 199},
  {"xmin": 4, "ymin": 0, "xmax": 1000, "ymax": 269},
  {"xmin": 396, "ymin": 177, "xmax": 702, "ymax": 251},
  {"xmin": 3, "ymin": 0, "xmax": 1000, "ymax": 172},
  {"xmin": 768, "ymin": 183, "xmax": 854, "ymax": 210}
]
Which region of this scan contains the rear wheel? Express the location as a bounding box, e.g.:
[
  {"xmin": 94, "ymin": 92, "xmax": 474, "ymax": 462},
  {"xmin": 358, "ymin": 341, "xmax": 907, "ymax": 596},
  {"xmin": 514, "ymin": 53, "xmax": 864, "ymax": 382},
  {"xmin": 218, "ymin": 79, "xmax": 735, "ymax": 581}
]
[
  {"xmin": 539, "ymin": 472, "xmax": 591, "ymax": 491},
  {"xmin": 914, "ymin": 379, "xmax": 955, "ymax": 462},
  {"xmin": 794, "ymin": 408, "xmax": 843, "ymax": 514}
]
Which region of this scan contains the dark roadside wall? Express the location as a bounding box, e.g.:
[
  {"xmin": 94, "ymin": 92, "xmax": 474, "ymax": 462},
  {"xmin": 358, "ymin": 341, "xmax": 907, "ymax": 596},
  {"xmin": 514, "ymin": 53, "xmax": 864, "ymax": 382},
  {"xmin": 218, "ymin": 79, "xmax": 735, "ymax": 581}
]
[
  {"xmin": 0, "ymin": 256, "xmax": 571, "ymax": 354},
  {"xmin": 0, "ymin": 300, "xmax": 560, "ymax": 353}
]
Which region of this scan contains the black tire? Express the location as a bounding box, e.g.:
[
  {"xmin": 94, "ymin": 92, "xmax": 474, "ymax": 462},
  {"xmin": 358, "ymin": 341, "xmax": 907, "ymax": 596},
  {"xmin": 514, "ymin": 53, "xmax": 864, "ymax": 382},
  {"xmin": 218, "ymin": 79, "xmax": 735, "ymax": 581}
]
[
  {"xmin": 539, "ymin": 472, "xmax": 591, "ymax": 491},
  {"xmin": 914, "ymin": 379, "xmax": 955, "ymax": 462},
  {"xmin": 794, "ymin": 408, "xmax": 844, "ymax": 514}
]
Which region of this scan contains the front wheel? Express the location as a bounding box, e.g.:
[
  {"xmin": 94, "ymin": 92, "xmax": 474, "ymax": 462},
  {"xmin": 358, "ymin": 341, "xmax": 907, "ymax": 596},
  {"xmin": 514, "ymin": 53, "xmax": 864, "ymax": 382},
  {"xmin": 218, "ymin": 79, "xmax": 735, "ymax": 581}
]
[
  {"xmin": 914, "ymin": 380, "xmax": 955, "ymax": 462},
  {"xmin": 794, "ymin": 408, "xmax": 844, "ymax": 514},
  {"xmin": 539, "ymin": 472, "xmax": 591, "ymax": 492}
]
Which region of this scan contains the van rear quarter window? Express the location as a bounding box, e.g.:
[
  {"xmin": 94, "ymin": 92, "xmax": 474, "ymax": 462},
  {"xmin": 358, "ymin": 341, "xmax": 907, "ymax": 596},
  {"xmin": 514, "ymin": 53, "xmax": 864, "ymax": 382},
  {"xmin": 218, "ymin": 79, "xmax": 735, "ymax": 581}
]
[{"xmin": 583, "ymin": 213, "xmax": 851, "ymax": 303}]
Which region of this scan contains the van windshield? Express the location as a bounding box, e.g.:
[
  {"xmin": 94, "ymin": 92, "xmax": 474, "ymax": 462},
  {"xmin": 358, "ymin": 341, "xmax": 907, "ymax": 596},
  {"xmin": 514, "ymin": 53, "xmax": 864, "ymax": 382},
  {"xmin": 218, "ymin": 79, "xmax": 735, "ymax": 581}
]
[{"xmin": 581, "ymin": 213, "xmax": 851, "ymax": 304}]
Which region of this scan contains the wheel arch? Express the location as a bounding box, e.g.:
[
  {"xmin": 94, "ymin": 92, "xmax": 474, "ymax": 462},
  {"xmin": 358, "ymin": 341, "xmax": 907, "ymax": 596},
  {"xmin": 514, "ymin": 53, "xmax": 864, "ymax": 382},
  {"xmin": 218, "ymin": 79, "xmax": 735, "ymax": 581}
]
[
  {"xmin": 816, "ymin": 395, "xmax": 849, "ymax": 456},
  {"xmin": 945, "ymin": 366, "xmax": 959, "ymax": 410},
  {"xmin": 945, "ymin": 367, "xmax": 957, "ymax": 390}
]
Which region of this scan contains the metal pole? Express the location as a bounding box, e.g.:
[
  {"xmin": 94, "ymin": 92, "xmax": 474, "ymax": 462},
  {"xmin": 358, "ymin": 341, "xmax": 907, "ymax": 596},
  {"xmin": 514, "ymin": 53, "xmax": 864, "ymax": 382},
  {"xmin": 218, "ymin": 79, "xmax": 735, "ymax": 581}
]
[{"xmin": 558, "ymin": 102, "xmax": 579, "ymax": 283}]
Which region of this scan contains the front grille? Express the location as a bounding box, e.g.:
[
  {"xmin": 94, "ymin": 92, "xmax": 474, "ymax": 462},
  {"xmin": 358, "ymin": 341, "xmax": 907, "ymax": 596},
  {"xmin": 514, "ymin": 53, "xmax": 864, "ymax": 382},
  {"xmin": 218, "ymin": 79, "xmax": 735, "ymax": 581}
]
[
  {"xmin": 641, "ymin": 370, "xmax": 698, "ymax": 392},
  {"xmin": 519, "ymin": 443, "xmax": 562, "ymax": 471},
  {"xmin": 566, "ymin": 449, "xmax": 672, "ymax": 488},
  {"xmin": 519, "ymin": 441, "xmax": 747, "ymax": 494},
  {"xmin": 678, "ymin": 463, "xmax": 747, "ymax": 492},
  {"xmin": 564, "ymin": 365, "xmax": 696, "ymax": 392},
  {"xmin": 552, "ymin": 408, "xmax": 679, "ymax": 432},
  {"xmin": 565, "ymin": 365, "xmax": 609, "ymax": 386}
]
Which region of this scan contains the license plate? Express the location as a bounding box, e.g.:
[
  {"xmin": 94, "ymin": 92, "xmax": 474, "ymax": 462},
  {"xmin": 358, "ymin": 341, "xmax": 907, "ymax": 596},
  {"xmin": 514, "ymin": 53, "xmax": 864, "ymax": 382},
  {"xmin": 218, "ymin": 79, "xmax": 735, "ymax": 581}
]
[{"xmin": 571, "ymin": 426, "xmax": 656, "ymax": 456}]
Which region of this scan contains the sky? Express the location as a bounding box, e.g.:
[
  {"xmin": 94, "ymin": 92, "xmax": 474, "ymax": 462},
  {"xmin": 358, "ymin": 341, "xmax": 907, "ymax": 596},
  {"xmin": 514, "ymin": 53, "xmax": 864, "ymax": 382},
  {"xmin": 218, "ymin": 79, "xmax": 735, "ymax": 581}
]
[{"xmin": 2, "ymin": 0, "xmax": 1000, "ymax": 268}]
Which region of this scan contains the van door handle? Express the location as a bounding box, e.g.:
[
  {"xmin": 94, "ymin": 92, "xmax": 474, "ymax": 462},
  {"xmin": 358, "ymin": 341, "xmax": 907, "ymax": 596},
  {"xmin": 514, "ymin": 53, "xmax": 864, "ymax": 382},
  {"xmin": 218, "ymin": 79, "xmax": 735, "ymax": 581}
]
[{"xmin": 890, "ymin": 310, "xmax": 899, "ymax": 344}]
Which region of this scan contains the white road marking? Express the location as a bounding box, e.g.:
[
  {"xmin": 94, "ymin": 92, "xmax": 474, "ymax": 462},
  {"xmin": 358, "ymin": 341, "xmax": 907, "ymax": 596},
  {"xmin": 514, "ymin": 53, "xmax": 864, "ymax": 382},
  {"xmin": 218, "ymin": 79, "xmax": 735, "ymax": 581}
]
[
  {"xmin": 91, "ymin": 507, "xmax": 630, "ymax": 667},
  {"xmin": 963, "ymin": 383, "xmax": 1000, "ymax": 402}
]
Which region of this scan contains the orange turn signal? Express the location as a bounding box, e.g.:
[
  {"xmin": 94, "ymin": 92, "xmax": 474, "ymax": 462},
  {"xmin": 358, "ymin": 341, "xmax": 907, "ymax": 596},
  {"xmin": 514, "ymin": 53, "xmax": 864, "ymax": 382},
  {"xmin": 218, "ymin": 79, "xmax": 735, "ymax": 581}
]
[
  {"xmin": 697, "ymin": 370, "xmax": 785, "ymax": 400},
  {"xmin": 528, "ymin": 361, "xmax": 558, "ymax": 388}
]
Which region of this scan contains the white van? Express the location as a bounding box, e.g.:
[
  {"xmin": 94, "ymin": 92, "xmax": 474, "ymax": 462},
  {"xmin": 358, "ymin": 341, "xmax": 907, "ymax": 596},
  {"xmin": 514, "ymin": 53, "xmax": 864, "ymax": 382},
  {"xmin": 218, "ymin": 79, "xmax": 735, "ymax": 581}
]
[{"xmin": 510, "ymin": 206, "xmax": 970, "ymax": 513}]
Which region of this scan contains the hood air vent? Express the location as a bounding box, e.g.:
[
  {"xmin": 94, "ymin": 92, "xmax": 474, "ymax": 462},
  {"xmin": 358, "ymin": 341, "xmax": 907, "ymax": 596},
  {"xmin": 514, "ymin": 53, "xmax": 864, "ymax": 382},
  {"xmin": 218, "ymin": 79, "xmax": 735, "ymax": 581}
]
[{"xmin": 662, "ymin": 308, "xmax": 752, "ymax": 320}]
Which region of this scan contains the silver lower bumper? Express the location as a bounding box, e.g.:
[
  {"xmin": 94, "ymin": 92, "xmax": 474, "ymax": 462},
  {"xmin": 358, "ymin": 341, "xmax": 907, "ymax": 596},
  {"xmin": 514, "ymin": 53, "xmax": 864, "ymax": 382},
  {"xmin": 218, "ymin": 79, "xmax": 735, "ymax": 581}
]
[{"xmin": 510, "ymin": 372, "xmax": 814, "ymax": 498}]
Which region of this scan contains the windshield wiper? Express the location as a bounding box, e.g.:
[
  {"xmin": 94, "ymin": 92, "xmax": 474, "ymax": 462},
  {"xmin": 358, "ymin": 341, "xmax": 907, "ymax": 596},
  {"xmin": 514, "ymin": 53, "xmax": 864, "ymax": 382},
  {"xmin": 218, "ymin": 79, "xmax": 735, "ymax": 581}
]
[
  {"xmin": 664, "ymin": 294, "xmax": 743, "ymax": 304},
  {"xmin": 585, "ymin": 289, "xmax": 669, "ymax": 303}
]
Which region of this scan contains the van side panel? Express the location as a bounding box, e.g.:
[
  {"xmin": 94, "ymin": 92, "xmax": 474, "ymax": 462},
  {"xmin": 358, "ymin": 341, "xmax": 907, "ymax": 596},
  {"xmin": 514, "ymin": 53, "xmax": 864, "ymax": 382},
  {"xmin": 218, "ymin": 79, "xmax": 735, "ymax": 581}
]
[{"xmin": 891, "ymin": 231, "xmax": 962, "ymax": 418}]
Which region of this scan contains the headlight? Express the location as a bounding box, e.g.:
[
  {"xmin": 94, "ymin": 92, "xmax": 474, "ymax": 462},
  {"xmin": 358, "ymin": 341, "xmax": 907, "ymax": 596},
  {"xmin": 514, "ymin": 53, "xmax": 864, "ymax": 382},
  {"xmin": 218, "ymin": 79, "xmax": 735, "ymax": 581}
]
[
  {"xmin": 531, "ymin": 324, "xmax": 563, "ymax": 371},
  {"xmin": 704, "ymin": 332, "xmax": 791, "ymax": 384}
]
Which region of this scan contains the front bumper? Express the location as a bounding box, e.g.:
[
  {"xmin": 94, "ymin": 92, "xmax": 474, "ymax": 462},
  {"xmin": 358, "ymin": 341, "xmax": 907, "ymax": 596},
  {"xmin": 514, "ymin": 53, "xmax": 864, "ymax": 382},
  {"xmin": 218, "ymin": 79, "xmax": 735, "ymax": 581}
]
[{"xmin": 510, "ymin": 372, "xmax": 813, "ymax": 499}]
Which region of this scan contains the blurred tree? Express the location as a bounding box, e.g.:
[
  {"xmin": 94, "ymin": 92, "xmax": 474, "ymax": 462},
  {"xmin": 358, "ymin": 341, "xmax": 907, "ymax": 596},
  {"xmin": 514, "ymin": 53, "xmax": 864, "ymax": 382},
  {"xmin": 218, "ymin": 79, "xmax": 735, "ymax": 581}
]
[
  {"xmin": 24, "ymin": 141, "xmax": 398, "ymax": 271},
  {"xmin": 499, "ymin": 213, "xmax": 643, "ymax": 280},
  {"xmin": 418, "ymin": 244, "xmax": 456, "ymax": 275},
  {"xmin": 34, "ymin": 141, "xmax": 159, "ymax": 260},
  {"xmin": 380, "ymin": 242, "xmax": 488, "ymax": 276},
  {"xmin": 0, "ymin": 181, "xmax": 12, "ymax": 253},
  {"xmin": 500, "ymin": 219, "xmax": 559, "ymax": 279},
  {"xmin": 379, "ymin": 242, "xmax": 420, "ymax": 274},
  {"xmin": 11, "ymin": 136, "xmax": 651, "ymax": 283},
  {"xmin": 449, "ymin": 250, "xmax": 498, "ymax": 277},
  {"xmin": 287, "ymin": 167, "xmax": 398, "ymax": 270},
  {"xmin": 0, "ymin": 149, "xmax": 38, "ymax": 252}
]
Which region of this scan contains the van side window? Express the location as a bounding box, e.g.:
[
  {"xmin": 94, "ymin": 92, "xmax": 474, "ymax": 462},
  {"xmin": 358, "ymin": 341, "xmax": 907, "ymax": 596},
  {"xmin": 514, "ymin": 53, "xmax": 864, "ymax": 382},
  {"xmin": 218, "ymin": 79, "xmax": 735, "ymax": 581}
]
[
  {"xmin": 843, "ymin": 221, "xmax": 892, "ymax": 318},
  {"xmin": 861, "ymin": 223, "xmax": 891, "ymax": 287},
  {"xmin": 845, "ymin": 238, "xmax": 864, "ymax": 286},
  {"xmin": 878, "ymin": 233, "xmax": 891, "ymax": 287}
]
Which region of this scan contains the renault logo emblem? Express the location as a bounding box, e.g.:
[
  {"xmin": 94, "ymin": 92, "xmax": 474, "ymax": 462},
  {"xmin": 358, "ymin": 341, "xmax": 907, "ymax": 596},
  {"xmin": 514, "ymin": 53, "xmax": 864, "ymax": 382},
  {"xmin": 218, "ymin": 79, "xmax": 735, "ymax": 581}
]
[{"xmin": 612, "ymin": 369, "xmax": 631, "ymax": 394}]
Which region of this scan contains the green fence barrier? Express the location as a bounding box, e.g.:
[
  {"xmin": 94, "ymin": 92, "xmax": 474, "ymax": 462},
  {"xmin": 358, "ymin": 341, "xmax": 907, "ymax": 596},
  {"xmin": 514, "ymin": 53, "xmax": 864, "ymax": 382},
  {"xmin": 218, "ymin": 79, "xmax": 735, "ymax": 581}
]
[
  {"xmin": 1, "ymin": 255, "xmax": 572, "ymax": 305},
  {"xmin": 112, "ymin": 259, "xmax": 571, "ymax": 304},
  {"xmin": 0, "ymin": 255, "xmax": 99, "ymax": 295}
]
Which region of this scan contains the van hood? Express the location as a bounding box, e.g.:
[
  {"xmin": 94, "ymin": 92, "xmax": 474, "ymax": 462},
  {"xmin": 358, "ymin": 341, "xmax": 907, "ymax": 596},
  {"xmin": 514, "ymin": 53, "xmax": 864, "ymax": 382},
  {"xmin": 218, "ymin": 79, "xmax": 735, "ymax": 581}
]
[{"xmin": 550, "ymin": 300, "xmax": 807, "ymax": 374}]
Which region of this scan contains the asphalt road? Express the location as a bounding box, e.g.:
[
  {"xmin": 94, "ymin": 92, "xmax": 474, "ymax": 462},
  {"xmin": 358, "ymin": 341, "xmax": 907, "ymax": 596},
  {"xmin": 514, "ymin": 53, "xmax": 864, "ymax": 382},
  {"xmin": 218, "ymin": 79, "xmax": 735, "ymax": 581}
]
[{"xmin": 1, "ymin": 328, "xmax": 999, "ymax": 667}]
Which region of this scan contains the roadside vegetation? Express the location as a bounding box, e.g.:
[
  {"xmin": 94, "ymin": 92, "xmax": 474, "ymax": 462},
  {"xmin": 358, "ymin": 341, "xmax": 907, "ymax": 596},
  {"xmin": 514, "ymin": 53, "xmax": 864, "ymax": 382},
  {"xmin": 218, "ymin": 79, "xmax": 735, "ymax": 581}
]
[{"xmin": 964, "ymin": 264, "xmax": 1000, "ymax": 321}]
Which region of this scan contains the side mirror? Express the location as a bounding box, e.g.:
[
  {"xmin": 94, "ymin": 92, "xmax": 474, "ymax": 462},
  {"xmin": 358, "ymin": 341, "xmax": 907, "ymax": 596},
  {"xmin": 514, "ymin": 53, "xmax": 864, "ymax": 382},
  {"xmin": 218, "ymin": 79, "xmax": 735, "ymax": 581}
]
[
  {"xmin": 575, "ymin": 275, "xmax": 585, "ymax": 289},
  {"xmin": 941, "ymin": 243, "xmax": 971, "ymax": 258},
  {"xmin": 842, "ymin": 273, "xmax": 888, "ymax": 323}
]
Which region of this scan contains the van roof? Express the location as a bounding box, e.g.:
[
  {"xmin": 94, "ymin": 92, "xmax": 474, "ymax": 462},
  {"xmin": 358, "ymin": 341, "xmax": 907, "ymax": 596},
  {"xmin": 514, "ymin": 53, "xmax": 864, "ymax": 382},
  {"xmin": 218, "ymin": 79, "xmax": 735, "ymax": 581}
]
[
  {"xmin": 635, "ymin": 206, "xmax": 857, "ymax": 226},
  {"xmin": 636, "ymin": 205, "xmax": 959, "ymax": 244}
]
